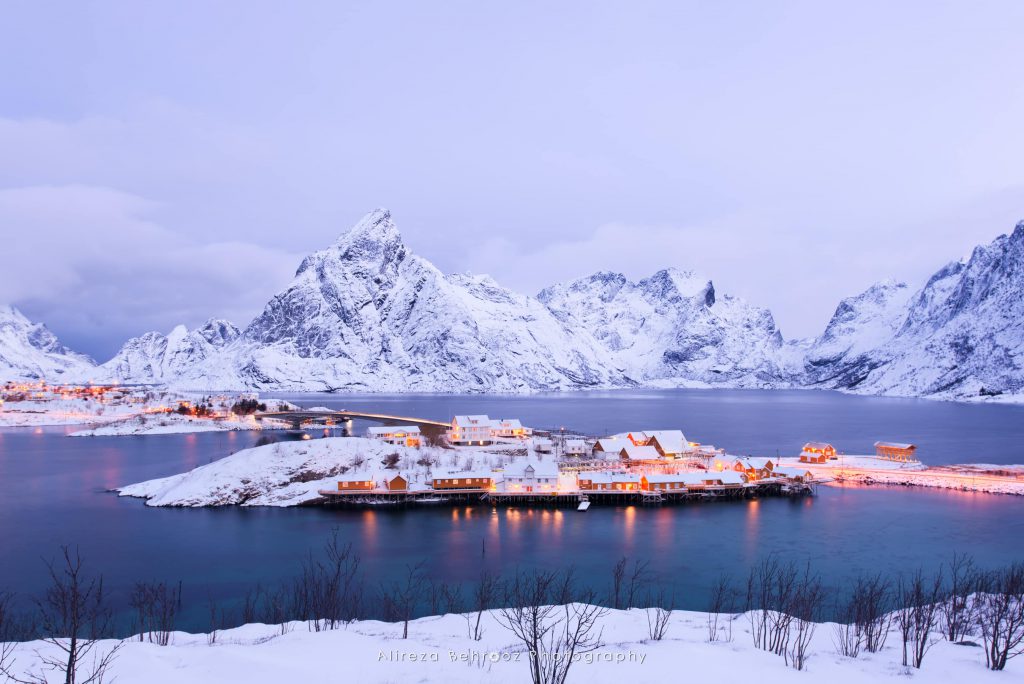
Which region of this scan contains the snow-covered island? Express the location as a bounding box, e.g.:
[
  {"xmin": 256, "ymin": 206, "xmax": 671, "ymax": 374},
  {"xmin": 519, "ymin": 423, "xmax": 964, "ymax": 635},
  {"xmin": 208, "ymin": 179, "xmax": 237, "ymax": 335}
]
[{"xmin": 0, "ymin": 380, "xmax": 292, "ymax": 435}]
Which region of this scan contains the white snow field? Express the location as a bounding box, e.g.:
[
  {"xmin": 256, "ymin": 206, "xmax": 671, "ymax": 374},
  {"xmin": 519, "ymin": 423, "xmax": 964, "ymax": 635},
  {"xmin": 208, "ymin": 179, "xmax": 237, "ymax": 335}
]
[{"xmin": 1, "ymin": 606, "xmax": 1018, "ymax": 684}]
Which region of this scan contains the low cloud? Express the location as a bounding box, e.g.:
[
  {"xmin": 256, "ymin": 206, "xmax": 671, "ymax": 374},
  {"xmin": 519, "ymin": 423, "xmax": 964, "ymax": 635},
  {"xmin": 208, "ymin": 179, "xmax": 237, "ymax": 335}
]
[{"xmin": 0, "ymin": 185, "xmax": 301, "ymax": 360}]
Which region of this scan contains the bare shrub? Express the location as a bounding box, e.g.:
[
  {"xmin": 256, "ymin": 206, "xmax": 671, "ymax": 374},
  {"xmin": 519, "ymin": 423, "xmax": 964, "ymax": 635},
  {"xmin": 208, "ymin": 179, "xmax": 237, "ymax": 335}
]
[
  {"xmin": 940, "ymin": 553, "xmax": 978, "ymax": 643},
  {"xmin": 609, "ymin": 557, "xmax": 649, "ymax": 610},
  {"xmin": 292, "ymin": 531, "xmax": 363, "ymax": 632},
  {"xmin": 974, "ymin": 563, "xmax": 1024, "ymax": 671},
  {"xmin": 707, "ymin": 576, "xmax": 734, "ymax": 643},
  {"xmin": 379, "ymin": 561, "xmax": 427, "ymax": 639},
  {"xmin": 854, "ymin": 573, "xmax": 893, "ymax": 654},
  {"xmin": 786, "ymin": 570, "xmax": 824, "ymax": 671},
  {"xmin": 464, "ymin": 569, "xmax": 500, "ymax": 641},
  {"xmin": 128, "ymin": 580, "xmax": 181, "ymax": 646},
  {"xmin": 643, "ymin": 588, "xmax": 673, "ymax": 641}
]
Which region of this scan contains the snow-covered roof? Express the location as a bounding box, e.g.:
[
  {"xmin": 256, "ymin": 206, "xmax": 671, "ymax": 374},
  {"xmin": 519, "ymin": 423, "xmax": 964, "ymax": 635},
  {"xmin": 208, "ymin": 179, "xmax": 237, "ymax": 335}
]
[
  {"xmin": 638, "ymin": 430, "xmax": 688, "ymax": 453},
  {"xmin": 579, "ymin": 471, "xmax": 641, "ymax": 484},
  {"xmin": 594, "ymin": 437, "xmax": 630, "ymax": 451},
  {"xmin": 564, "ymin": 439, "xmax": 586, "ymax": 448},
  {"xmin": 432, "ymin": 469, "xmax": 496, "ymax": 480},
  {"xmin": 367, "ymin": 425, "xmax": 421, "ymax": 435},
  {"xmin": 774, "ymin": 466, "xmax": 813, "ymax": 478},
  {"xmin": 643, "ymin": 473, "xmax": 693, "ymax": 484},
  {"xmin": 674, "ymin": 471, "xmax": 746, "ymax": 485},
  {"xmin": 803, "ymin": 441, "xmax": 833, "ymax": 450},
  {"xmin": 620, "ymin": 445, "xmax": 662, "ymax": 460},
  {"xmin": 736, "ymin": 457, "xmax": 774, "ymax": 469},
  {"xmin": 338, "ymin": 472, "xmax": 376, "ymax": 481},
  {"xmin": 875, "ymin": 441, "xmax": 916, "ymax": 450},
  {"xmin": 453, "ymin": 415, "xmax": 497, "ymax": 427},
  {"xmin": 503, "ymin": 460, "xmax": 558, "ymax": 479},
  {"xmin": 497, "ymin": 418, "xmax": 523, "ymax": 429}
]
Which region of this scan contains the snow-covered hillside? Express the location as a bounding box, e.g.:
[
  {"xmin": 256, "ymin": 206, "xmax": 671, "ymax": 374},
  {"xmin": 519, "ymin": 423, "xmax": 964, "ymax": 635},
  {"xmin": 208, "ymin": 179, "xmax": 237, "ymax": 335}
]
[
  {"xmin": 808, "ymin": 222, "xmax": 1024, "ymax": 399},
  {"xmin": 538, "ymin": 269, "xmax": 784, "ymax": 387},
  {"xmin": 0, "ymin": 305, "xmax": 96, "ymax": 381},
  {"xmin": 101, "ymin": 319, "xmax": 240, "ymax": 384}
]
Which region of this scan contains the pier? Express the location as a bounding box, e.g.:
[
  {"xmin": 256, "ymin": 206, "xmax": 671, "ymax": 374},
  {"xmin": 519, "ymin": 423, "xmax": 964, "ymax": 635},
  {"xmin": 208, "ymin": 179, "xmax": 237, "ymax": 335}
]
[{"xmin": 317, "ymin": 480, "xmax": 812, "ymax": 508}]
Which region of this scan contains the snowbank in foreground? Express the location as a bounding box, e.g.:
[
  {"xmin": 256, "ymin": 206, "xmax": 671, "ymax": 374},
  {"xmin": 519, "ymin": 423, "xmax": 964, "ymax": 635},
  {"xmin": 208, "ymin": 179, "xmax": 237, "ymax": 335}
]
[
  {"xmin": 1, "ymin": 607, "xmax": 1014, "ymax": 684},
  {"xmin": 116, "ymin": 437, "xmax": 500, "ymax": 507}
]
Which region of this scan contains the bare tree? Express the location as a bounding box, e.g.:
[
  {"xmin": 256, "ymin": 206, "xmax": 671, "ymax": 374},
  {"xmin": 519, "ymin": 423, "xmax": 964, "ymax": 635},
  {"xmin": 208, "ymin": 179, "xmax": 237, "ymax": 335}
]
[
  {"xmin": 128, "ymin": 581, "xmax": 181, "ymax": 646},
  {"xmin": 974, "ymin": 563, "xmax": 1024, "ymax": 671},
  {"xmin": 786, "ymin": 570, "xmax": 824, "ymax": 671},
  {"xmin": 895, "ymin": 569, "xmax": 944, "ymax": 668},
  {"xmin": 852, "ymin": 573, "xmax": 893, "ymax": 654},
  {"xmin": 940, "ymin": 553, "xmax": 978, "ymax": 643},
  {"xmin": 464, "ymin": 569, "xmax": 500, "ymax": 641},
  {"xmin": 707, "ymin": 576, "xmax": 734, "ymax": 643},
  {"xmin": 380, "ymin": 561, "xmax": 427, "ymax": 639},
  {"xmin": 10, "ymin": 546, "xmax": 121, "ymax": 684},
  {"xmin": 831, "ymin": 594, "xmax": 862, "ymax": 659},
  {"xmin": 609, "ymin": 557, "xmax": 649, "ymax": 610},
  {"xmin": 497, "ymin": 568, "xmax": 607, "ymax": 684}
]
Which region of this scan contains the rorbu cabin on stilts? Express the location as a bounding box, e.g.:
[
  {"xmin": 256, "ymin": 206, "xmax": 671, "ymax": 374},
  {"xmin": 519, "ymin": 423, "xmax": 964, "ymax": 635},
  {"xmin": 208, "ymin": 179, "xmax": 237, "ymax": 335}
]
[{"xmin": 874, "ymin": 441, "xmax": 919, "ymax": 462}]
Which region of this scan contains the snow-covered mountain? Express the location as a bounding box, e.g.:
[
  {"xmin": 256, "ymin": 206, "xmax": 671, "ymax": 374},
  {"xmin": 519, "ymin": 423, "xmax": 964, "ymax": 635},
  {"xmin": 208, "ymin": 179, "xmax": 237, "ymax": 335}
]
[
  {"xmin": 0, "ymin": 306, "xmax": 96, "ymax": 381},
  {"xmin": 538, "ymin": 269, "xmax": 784, "ymax": 387},
  {"xmin": 5, "ymin": 211, "xmax": 1023, "ymax": 401},
  {"xmin": 173, "ymin": 209, "xmax": 621, "ymax": 391},
  {"xmin": 102, "ymin": 319, "xmax": 240, "ymax": 384},
  {"xmin": 808, "ymin": 222, "xmax": 1024, "ymax": 399}
]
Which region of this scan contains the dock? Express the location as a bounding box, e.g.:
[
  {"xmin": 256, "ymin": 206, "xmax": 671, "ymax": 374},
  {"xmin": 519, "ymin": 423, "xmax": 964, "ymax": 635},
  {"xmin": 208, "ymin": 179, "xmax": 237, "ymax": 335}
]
[{"xmin": 317, "ymin": 480, "xmax": 814, "ymax": 508}]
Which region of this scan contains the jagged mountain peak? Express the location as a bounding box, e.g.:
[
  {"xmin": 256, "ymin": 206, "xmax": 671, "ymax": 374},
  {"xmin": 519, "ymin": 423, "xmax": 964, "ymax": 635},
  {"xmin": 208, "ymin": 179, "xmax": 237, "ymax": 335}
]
[{"xmin": 0, "ymin": 305, "xmax": 96, "ymax": 381}]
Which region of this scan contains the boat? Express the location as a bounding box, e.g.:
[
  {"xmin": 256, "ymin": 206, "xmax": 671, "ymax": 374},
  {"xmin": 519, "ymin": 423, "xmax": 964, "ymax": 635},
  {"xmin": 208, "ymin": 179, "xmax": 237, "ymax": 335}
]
[
  {"xmin": 577, "ymin": 494, "xmax": 590, "ymax": 511},
  {"xmin": 415, "ymin": 496, "xmax": 446, "ymax": 505}
]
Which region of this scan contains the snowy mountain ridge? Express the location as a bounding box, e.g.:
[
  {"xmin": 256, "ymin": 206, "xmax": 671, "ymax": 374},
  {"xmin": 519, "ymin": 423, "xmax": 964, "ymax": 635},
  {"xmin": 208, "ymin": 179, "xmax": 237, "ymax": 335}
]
[
  {"xmin": 0, "ymin": 305, "xmax": 97, "ymax": 381},
  {"xmin": 2, "ymin": 211, "xmax": 1023, "ymax": 401}
]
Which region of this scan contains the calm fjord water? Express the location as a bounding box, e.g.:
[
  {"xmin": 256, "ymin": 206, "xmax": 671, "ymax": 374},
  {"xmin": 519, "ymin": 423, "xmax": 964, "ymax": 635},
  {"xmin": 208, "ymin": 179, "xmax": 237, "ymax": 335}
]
[{"xmin": 1, "ymin": 389, "xmax": 1023, "ymax": 630}]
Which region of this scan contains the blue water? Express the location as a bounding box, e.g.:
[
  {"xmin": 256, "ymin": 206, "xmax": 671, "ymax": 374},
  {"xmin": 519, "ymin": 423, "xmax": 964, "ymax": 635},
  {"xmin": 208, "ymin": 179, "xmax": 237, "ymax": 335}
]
[{"xmin": 1, "ymin": 389, "xmax": 1023, "ymax": 630}]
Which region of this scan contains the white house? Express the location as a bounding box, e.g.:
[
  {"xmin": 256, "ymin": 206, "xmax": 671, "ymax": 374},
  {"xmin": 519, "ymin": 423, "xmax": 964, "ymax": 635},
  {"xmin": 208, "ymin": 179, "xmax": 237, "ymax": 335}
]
[
  {"xmin": 366, "ymin": 425, "xmax": 422, "ymax": 448},
  {"xmin": 563, "ymin": 439, "xmax": 588, "ymax": 456},
  {"xmin": 448, "ymin": 415, "xmax": 498, "ymax": 445},
  {"xmin": 502, "ymin": 460, "xmax": 559, "ymax": 492},
  {"xmin": 447, "ymin": 415, "xmax": 532, "ymax": 445},
  {"xmin": 532, "ymin": 437, "xmax": 554, "ymax": 453},
  {"xmin": 494, "ymin": 418, "xmax": 532, "ymax": 439}
]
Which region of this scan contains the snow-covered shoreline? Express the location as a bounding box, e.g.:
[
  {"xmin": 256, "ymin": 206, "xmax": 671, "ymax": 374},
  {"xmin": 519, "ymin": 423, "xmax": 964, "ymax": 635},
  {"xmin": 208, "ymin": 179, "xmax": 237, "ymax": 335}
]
[{"xmin": 1, "ymin": 606, "xmax": 1018, "ymax": 683}]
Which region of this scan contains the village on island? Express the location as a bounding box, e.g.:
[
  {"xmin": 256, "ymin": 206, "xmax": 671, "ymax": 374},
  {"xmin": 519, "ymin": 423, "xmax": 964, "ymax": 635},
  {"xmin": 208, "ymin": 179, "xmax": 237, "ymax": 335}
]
[
  {"xmin": 314, "ymin": 414, "xmax": 935, "ymax": 507},
  {"xmin": 5, "ymin": 381, "xmax": 1024, "ymax": 503}
]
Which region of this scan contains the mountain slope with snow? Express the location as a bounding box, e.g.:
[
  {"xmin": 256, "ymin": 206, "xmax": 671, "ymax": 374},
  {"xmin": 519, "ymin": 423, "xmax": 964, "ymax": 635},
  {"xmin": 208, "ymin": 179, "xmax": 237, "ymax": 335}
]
[
  {"xmin": 102, "ymin": 319, "xmax": 240, "ymax": 384},
  {"xmin": 538, "ymin": 269, "xmax": 785, "ymax": 387},
  {"xmin": 808, "ymin": 222, "xmax": 1024, "ymax": 399},
  {"xmin": 174, "ymin": 209, "xmax": 621, "ymax": 391},
  {"xmin": 0, "ymin": 305, "xmax": 96, "ymax": 381}
]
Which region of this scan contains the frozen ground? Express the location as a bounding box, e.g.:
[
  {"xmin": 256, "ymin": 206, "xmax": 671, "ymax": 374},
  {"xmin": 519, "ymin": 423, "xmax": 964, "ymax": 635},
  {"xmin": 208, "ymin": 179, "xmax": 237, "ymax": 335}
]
[
  {"xmin": 1, "ymin": 606, "xmax": 1017, "ymax": 684},
  {"xmin": 70, "ymin": 412, "xmax": 272, "ymax": 437}
]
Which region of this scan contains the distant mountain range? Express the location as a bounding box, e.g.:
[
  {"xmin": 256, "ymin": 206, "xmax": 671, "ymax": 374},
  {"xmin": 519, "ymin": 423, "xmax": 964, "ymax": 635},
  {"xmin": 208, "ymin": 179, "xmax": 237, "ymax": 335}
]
[{"xmin": 3, "ymin": 209, "xmax": 1022, "ymax": 401}]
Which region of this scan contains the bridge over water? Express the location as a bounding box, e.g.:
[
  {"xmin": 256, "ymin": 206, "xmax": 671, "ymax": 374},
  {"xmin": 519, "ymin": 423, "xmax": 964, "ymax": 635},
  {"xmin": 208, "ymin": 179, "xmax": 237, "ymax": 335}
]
[{"xmin": 254, "ymin": 409, "xmax": 450, "ymax": 437}]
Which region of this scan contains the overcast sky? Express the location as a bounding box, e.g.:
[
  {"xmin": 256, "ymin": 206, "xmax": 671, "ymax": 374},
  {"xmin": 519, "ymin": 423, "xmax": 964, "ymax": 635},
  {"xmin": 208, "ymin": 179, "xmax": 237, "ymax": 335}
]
[{"xmin": 2, "ymin": 1, "xmax": 1023, "ymax": 360}]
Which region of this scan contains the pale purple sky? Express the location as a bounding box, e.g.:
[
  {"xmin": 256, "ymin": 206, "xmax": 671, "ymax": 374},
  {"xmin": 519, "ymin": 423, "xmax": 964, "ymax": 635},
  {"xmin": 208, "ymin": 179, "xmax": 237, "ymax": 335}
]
[{"xmin": 2, "ymin": 1, "xmax": 1023, "ymax": 359}]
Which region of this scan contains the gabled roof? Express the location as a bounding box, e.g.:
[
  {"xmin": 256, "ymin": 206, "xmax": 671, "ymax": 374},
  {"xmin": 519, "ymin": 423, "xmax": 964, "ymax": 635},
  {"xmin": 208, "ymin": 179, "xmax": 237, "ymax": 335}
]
[
  {"xmin": 641, "ymin": 430, "xmax": 688, "ymax": 453},
  {"xmin": 802, "ymin": 441, "xmax": 833, "ymax": 450},
  {"xmin": 503, "ymin": 460, "xmax": 558, "ymax": 479},
  {"xmin": 564, "ymin": 439, "xmax": 587, "ymax": 448},
  {"xmin": 453, "ymin": 415, "xmax": 496, "ymax": 427},
  {"xmin": 736, "ymin": 457, "xmax": 775, "ymax": 469},
  {"xmin": 338, "ymin": 472, "xmax": 375, "ymax": 481},
  {"xmin": 620, "ymin": 445, "xmax": 662, "ymax": 460},
  {"xmin": 594, "ymin": 437, "xmax": 630, "ymax": 451}
]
